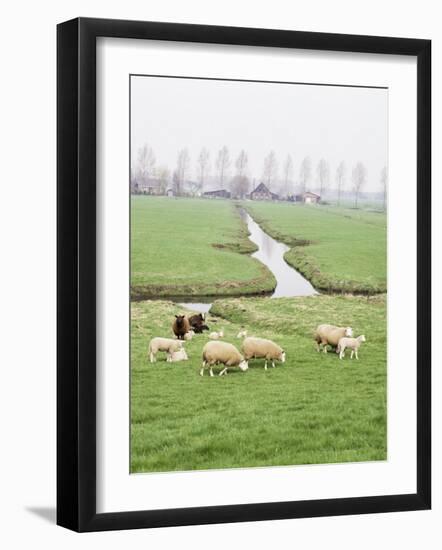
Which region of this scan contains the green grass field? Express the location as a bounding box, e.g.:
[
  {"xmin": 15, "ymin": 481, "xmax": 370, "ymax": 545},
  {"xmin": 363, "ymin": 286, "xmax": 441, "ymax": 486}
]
[
  {"xmin": 131, "ymin": 295, "xmax": 386, "ymax": 473},
  {"xmin": 243, "ymin": 201, "xmax": 387, "ymax": 294},
  {"xmin": 131, "ymin": 196, "xmax": 276, "ymax": 298}
]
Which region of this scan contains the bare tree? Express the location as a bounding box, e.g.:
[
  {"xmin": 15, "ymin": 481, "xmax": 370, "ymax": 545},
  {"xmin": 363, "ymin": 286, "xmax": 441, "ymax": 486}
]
[
  {"xmin": 175, "ymin": 148, "xmax": 190, "ymax": 196},
  {"xmin": 157, "ymin": 166, "xmax": 170, "ymax": 195},
  {"xmin": 136, "ymin": 144, "xmax": 156, "ymax": 185},
  {"xmin": 299, "ymin": 156, "xmax": 312, "ymax": 194},
  {"xmin": 262, "ymin": 150, "xmax": 278, "ymax": 188},
  {"xmin": 235, "ymin": 150, "xmax": 248, "ymax": 178},
  {"xmin": 197, "ymin": 148, "xmax": 210, "ymax": 191},
  {"xmin": 230, "ymin": 175, "xmax": 250, "ymax": 199},
  {"xmin": 335, "ymin": 161, "xmax": 346, "ymax": 206},
  {"xmin": 380, "ymin": 165, "xmax": 388, "ymax": 211},
  {"xmin": 351, "ymin": 162, "xmax": 367, "ymax": 208},
  {"xmin": 282, "ymin": 154, "xmax": 294, "ymax": 197},
  {"xmin": 317, "ymin": 158, "xmax": 330, "ymax": 197},
  {"xmin": 216, "ymin": 146, "xmax": 231, "ymax": 187}
]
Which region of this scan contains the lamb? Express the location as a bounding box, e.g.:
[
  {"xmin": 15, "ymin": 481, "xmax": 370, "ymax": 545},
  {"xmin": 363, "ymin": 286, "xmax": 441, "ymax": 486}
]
[
  {"xmin": 184, "ymin": 329, "xmax": 195, "ymax": 341},
  {"xmin": 172, "ymin": 315, "xmax": 191, "ymax": 340},
  {"xmin": 209, "ymin": 329, "xmax": 224, "ymax": 340},
  {"xmin": 337, "ymin": 335, "xmax": 366, "ymax": 360},
  {"xmin": 148, "ymin": 337, "xmax": 183, "ymax": 363},
  {"xmin": 241, "ymin": 337, "xmax": 286, "ymax": 370},
  {"xmin": 314, "ymin": 324, "xmax": 353, "ymax": 353},
  {"xmin": 236, "ymin": 328, "xmax": 248, "ymax": 338},
  {"xmin": 201, "ymin": 341, "xmax": 248, "ymax": 377},
  {"xmin": 167, "ymin": 348, "xmax": 189, "ymax": 362}
]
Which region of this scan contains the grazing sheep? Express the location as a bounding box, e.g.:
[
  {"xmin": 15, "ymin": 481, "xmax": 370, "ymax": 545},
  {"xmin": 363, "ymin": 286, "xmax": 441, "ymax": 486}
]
[
  {"xmin": 201, "ymin": 341, "xmax": 248, "ymax": 377},
  {"xmin": 314, "ymin": 324, "xmax": 353, "ymax": 353},
  {"xmin": 236, "ymin": 328, "xmax": 248, "ymax": 338},
  {"xmin": 209, "ymin": 329, "xmax": 224, "ymax": 340},
  {"xmin": 192, "ymin": 323, "xmax": 209, "ymax": 334},
  {"xmin": 188, "ymin": 313, "xmax": 209, "ymax": 334},
  {"xmin": 241, "ymin": 337, "xmax": 286, "ymax": 370},
  {"xmin": 184, "ymin": 330, "xmax": 195, "ymax": 341},
  {"xmin": 167, "ymin": 348, "xmax": 189, "ymax": 362},
  {"xmin": 148, "ymin": 337, "xmax": 183, "ymax": 363},
  {"xmin": 337, "ymin": 335, "xmax": 366, "ymax": 360},
  {"xmin": 173, "ymin": 315, "xmax": 191, "ymax": 340}
]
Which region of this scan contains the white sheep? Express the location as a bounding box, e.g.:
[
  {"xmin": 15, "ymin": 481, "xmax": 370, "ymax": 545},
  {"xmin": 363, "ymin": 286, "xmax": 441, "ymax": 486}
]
[
  {"xmin": 209, "ymin": 329, "xmax": 224, "ymax": 340},
  {"xmin": 148, "ymin": 337, "xmax": 183, "ymax": 363},
  {"xmin": 184, "ymin": 330, "xmax": 195, "ymax": 341},
  {"xmin": 241, "ymin": 337, "xmax": 286, "ymax": 370},
  {"xmin": 337, "ymin": 335, "xmax": 366, "ymax": 360},
  {"xmin": 201, "ymin": 341, "xmax": 248, "ymax": 377},
  {"xmin": 167, "ymin": 348, "xmax": 189, "ymax": 362},
  {"xmin": 236, "ymin": 328, "xmax": 248, "ymax": 338},
  {"xmin": 314, "ymin": 324, "xmax": 353, "ymax": 353}
]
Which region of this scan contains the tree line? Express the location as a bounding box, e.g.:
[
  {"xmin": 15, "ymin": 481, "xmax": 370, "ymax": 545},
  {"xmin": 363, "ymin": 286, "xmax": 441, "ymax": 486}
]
[{"xmin": 132, "ymin": 144, "xmax": 388, "ymax": 209}]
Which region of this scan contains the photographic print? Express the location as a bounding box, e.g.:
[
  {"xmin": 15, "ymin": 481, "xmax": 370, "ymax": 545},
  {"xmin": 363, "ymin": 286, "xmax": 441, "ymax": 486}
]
[{"xmin": 130, "ymin": 74, "xmax": 388, "ymax": 474}]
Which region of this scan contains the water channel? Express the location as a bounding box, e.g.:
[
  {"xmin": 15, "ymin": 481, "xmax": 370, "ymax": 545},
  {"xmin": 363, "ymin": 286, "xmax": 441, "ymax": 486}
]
[{"xmin": 177, "ymin": 209, "xmax": 317, "ymax": 313}]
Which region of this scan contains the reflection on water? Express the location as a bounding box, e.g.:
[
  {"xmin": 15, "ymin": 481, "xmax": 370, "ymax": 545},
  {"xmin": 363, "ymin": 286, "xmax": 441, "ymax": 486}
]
[{"xmin": 240, "ymin": 209, "xmax": 317, "ymax": 298}]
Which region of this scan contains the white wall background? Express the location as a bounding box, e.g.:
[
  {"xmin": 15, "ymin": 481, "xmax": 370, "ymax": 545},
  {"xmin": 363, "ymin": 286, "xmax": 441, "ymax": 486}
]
[{"xmin": 0, "ymin": 1, "xmax": 439, "ymax": 548}]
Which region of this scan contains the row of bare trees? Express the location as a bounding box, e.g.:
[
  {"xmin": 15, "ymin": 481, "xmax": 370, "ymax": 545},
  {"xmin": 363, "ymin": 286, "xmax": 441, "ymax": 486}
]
[{"xmin": 133, "ymin": 144, "xmax": 388, "ymax": 209}]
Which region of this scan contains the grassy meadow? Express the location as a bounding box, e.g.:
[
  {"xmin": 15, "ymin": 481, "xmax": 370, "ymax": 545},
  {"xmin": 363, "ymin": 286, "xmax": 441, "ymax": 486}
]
[
  {"xmin": 130, "ymin": 196, "xmax": 387, "ymax": 473},
  {"xmin": 131, "ymin": 295, "xmax": 386, "ymax": 473},
  {"xmin": 131, "ymin": 196, "xmax": 276, "ymax": 299},
  {"xmin": 244, "ymin": 201, "xmax": 387, "ymax": 294}
]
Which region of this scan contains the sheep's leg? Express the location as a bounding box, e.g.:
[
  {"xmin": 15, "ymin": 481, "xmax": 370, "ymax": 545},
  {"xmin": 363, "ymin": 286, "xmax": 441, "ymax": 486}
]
[
  {"xmin": 322, "ymin": 342, "xmax": 328, "ymax": 354},
  {"xmin": 149, "ymin": 352, "xmax": 155, "ymax": 363},
  {"xmin": 209, "ymin": 367, "xmax": 214, "ymax": 377},
  {"xmin": 219, "ymin": 367, "xmax": 227, "ymax": 376},
  {"xmin": 355, "ymin": 350, "xmax": 359, "ymax": 360},
  {"xmin": 350, "ymin": 350, "xmax": 354, "ymax": 359},
  {"xmin": 264, "ymin": 360, "xmax": 268, "ymax": 370},
  {"xmin": 200, "ymin": 367, "xmax": 204, "ymax": 376},
  {"xmin": 271, "ymin": 361, "xmax": 275, "ymax": 368}
]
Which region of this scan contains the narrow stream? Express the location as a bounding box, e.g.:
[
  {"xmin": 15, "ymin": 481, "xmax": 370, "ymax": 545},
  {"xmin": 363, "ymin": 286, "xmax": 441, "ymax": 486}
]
[{"xmin": 177, "ymin": 208, "xmax": 317, "ymax": 313}]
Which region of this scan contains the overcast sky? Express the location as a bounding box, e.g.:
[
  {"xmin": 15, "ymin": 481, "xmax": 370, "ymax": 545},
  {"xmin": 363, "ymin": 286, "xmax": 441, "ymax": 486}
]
[{"xmin": 131, "ymin": 75, "xmax": 388, "ymax": 192}]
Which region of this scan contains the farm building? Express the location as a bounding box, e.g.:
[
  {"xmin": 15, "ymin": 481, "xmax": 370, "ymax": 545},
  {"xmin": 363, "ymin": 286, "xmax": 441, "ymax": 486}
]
[
  {"xmin": 294, "ymin": 191, "xmax": 321, "ymax": 204},
  {"xmin": 203, "ymin": 189, "xmax": 231, "ymax": 199},
  {"xmin": 250, "ymin": 182, "xmax": 279, "ymax": 201},
  {"xmin": 136, "ymin": 177, "xmax": 164, "ymax": 195}
]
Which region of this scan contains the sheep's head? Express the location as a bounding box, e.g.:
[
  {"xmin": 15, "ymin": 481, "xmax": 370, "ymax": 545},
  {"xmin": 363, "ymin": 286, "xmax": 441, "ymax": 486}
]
[
  {"xmin": 280, "ymin": 351, "xmax": 286, "ymax": 363},
  {"xmin": 175, "ymin": 315, "xmax": 186, "ymax": 328},
  {"xmin": 345, "ymin": 327, "xmax": 353, "ymax": 337},
  {"xmin": 238, "ymin": 360, "xmax": 249, "ymax": 372}
]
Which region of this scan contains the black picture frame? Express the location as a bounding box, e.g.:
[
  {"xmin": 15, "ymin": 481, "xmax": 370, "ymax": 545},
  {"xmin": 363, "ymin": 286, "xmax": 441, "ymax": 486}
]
[{"xmin": 57, "ymin": 17, "xmax": 431, "ymax": 532}]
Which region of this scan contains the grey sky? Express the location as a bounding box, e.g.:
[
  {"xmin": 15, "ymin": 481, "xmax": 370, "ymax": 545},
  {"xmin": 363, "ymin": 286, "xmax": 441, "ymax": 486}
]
[{"xmin": 131, "ymin": 75, "xmax": 387, "ymax": 192}]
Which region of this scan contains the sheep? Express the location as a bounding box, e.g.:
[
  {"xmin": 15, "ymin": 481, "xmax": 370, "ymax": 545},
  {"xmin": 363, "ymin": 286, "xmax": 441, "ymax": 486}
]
[
  {"xmin": 172, "ymin": 315, "xmax": 191, "ymax": 340},
  {"xmin": 209, "ymin": 329, "xmax": 224, "ymax": 340},
  {"xmin": 314, "ymin": 324, "xmax": 353, "ymax": 353},
  {"xmin": 241, "ymin": 337, "xmax": 286, "ymax": 370},
  {"xmin": 201, "ymin": 341, "xmax": 248, "ymax": 377},
  {"xmin": 184, "ymin": 329, "xmax": 195, "ymax": 341},
  {"xmin": 148, "ymin": 337, "xmax": 183, "ymax": 363},
  {"xmin": 236, "ymin": 328, "xmax": 248, "ymax": 338},
  {"xmin": 167, "ymin": 348, "xmax": 189, "ymax": 362},
  {"xmin": 188, "ymin": 313, "xmax": 209, "ymax": 333},
  {"xmin": 337, "ymin": 335, "xmax": 366, "ymax": 360}
]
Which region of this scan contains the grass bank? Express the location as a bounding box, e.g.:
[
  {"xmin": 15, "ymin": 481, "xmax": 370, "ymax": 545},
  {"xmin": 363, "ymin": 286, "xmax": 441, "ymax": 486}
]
[
  {"xmin": 131, "ymin": 294, "xmax": 386, "ymax": 473},
  {"xmin": 243, "ymin": 201, "xmax": 387, "ymax": 294},
  {"xmin": 131, "ymin": 196, "xmax": 276, "ymax": 299}
]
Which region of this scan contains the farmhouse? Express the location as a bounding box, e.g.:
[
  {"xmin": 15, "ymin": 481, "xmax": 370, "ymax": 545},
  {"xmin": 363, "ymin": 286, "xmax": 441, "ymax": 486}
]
[
  {"xmin": 203, "ymin": 189, "xmax": 231, "ymax": 199},
  {"xmin": 250, "ymin": 182, "xmax": 279, "ymax": 201},
  {"xmin": 136, "ymin": 177, "xmax": 164, "ymax": 195},
  {"xmin": 294, "ymin": 191, "xmax": 321, "ymax": 204}
]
